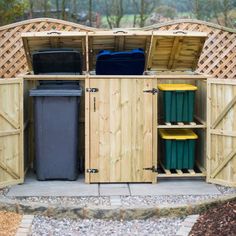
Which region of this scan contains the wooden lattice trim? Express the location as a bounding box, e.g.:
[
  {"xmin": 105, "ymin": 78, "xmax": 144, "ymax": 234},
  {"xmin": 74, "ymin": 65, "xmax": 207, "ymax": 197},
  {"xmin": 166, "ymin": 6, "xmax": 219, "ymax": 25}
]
[
  {"xmin": 0, "ymin": 18, "xmax": 235, "ymax": 79},
  {"xmin": 143, "ymin": 19, "xmax": 236, "ymax": 33},
  {"xmin": 0, "ymin": 17, "xmax": 96, "ymax": 32}
]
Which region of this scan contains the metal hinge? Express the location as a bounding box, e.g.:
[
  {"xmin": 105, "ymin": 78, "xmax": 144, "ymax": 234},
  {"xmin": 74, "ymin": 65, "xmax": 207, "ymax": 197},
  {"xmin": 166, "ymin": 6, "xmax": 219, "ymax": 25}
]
[
  {"xmin": 143, "ymin": 166, "xmax": 158, "ymax": 172},
  {"xmin": 86, "ymin": 88, "xmax": 99, "ymax": 93},
  {"xmin": 86, "ymin": 168, "xmax": 99, "ymax": 173},
  {"xmin": 143, "ymin": 88, "xmax": 158, "ymax": 95}
]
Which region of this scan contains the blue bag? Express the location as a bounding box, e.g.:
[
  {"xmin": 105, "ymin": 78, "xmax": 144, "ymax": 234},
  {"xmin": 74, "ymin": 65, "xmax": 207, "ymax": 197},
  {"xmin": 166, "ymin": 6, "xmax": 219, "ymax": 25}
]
[{"xmin": 96, "ymin": 48, "xmax": 145, "ymax": 75}]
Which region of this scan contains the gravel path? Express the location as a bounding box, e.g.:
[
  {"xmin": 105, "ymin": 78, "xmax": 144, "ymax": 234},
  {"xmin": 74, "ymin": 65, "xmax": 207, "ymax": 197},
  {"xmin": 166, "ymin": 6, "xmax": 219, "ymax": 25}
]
[
  {"xmin": 216, "ymin": 185, "xmax": 236, "ymax": 195},
  {"xmin": 31, "ymin": 216, "xmax": 184, "ymax": 236},
  {"xmin": 15, "ymin": 196, "xmax": 111, "ymax": 207},
  {"xmin": 121, "ymin": 194, "xmax": 222, "ymax": 207}
]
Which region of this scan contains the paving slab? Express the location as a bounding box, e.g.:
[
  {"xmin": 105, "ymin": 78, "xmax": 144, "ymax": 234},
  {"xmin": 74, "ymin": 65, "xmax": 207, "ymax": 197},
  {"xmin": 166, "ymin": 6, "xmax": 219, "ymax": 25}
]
[
  {"xmin": 100, "ymin": 184, "xmax": 130, "ymax": 196},
  {"xmin": 7, "ymin": 175, "xmax": 98, "ymax": 197},
  {"xmin": 129, "ymin": 179, "xmax": 221, "ymax": 196},
  {"xmin": 7, "ymin": 174, "xmax": 222, "ymax": 197}
]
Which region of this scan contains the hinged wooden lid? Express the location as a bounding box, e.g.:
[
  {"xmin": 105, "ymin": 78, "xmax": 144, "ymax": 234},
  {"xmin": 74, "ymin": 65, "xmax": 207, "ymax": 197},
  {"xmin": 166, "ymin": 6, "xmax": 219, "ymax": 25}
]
[
  {"xmin": 147, "ymin": 30, "xmax": 207, "ymax": 71},
  {"xmin": 87, "ymin": 30, "xmax": 153, "ymax": 71},
  {"xmin": 21, "ymin": 31, "xmax": 87, "ymax": 72}
]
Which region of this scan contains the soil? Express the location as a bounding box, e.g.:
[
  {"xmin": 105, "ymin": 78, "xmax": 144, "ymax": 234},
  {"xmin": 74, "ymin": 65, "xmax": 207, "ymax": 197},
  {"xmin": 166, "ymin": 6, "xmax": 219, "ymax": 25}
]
[
  {"xmin": 0, "ymin": 211, "xmax": 22, "ymax": 236},
  {"xmin": 190, "ymin": 199, "xmax": 236, "ymax": 236}
]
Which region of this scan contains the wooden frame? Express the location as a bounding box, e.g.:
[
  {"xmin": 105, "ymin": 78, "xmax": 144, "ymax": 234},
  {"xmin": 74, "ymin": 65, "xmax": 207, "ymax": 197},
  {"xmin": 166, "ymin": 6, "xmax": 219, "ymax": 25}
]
[
  {"xmin": 207, "ymin": 79, "xmax": 236, "ymax": 187},
  {"xmin": 0, "ymin": 27, "xmax": 234, "ymax": 186},
  {"xmin": 155, "ymin": 78, "xmax": 207, "ymax": 178},
  {"xmin": 0, "ymin": 78, "xmax": 24, "ymax": 188}
]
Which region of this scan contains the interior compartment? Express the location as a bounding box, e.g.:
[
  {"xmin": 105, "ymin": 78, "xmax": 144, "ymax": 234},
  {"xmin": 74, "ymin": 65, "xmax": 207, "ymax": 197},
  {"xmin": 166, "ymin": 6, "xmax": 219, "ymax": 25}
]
[
  {"xmin": 87, "ymin": 31, "xmax": 152, "ymax": 74},
  {"xmin": 156, "ymin": 79, "xmax": 207, "ymax": 178}
]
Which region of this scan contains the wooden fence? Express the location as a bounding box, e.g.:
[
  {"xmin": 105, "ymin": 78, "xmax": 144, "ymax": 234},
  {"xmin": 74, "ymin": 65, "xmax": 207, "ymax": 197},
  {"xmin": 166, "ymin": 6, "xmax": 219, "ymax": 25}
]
[{"xmin": 0, "ymin": 18, "xmax": 235, "ymax": 79}]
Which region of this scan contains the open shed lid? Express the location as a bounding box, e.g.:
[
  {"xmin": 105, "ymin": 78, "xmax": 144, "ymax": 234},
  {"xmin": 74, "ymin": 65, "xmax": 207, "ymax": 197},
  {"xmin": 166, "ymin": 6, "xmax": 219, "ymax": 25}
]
[
  {"xmin": 21, "ymin": 31, "xmax": 87, "ymax": 72},
  {"xmin": 147, "ymin": 30, "xmax": 207, "ymax": 72},
  {"xmin": 88, "ymin": 30, "xmax": 152, "ymax": 71}
]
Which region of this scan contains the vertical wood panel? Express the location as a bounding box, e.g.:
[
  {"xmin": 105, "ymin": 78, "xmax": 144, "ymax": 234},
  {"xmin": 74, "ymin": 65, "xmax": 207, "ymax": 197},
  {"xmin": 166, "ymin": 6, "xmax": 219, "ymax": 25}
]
[
  {"xmin": 207, "ymin": 79, "xmax": 236, "ymax": 187},
  {"xmin": 88, "ymin": 78, "xmax": 153, "ymax": 183},
  {"xmin": 121, "ymin": 79, "xmax": 132, "ymax": 182},
  {"xmin": 89, "ymin": 79, "xmax": 100, "ymax": 182},
  {"xmin": 99, "ymin": 79, "xmax": 111, "ymax": 182},
  {"xmin": 0, "ymin": 78, "xmax": 23, "ymax": 188},
  {"xmin": 109, "ymin": 79, "xmax": 121, "ymax": 182}
]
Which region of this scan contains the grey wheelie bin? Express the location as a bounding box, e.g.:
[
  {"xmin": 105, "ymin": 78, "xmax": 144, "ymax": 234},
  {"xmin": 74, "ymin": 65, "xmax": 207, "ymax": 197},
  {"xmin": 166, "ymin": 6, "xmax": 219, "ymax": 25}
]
[{"xmin": 30, "ymin": 86, "xmax": 82, "ymax": 180}]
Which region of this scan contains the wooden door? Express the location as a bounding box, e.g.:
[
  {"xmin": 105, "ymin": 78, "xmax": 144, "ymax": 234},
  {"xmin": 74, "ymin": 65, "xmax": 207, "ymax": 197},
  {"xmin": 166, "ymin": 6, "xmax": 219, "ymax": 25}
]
[
  {"xmin": 0, "ymin": 78, "xmax": 24, "ymax": 188},
  {"xmin": 207, "ymin": 79, "xmax": 236, "ymax": 187},
  {"xmin": 87, "ymin": 78, "xmax": 154, "ymax": 183}
]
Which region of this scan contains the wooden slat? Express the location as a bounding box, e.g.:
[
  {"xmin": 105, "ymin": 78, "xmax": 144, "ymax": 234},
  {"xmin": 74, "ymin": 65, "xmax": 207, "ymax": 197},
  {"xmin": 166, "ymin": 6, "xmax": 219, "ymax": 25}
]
[
  {"xmin": 0, "ymin": 130, "xmax": 20, "ymax": 137},
  {"xmin": 85, "ymin": 76, "xmax": 90, "ymax": 183},
  {"xmin": 89, "ymin": 79, "xmax": 100, "ymax": 183},
  {"xmin": 0, "ymin": 79, "xmax": 23, "ymax": 188},
  {"xmin": 210, "ymin": 150, "xmax": 236, "ymax": 178},
  {"xmin": 211, "ymin": 96, "xmax": 236, "ymax": 129},
  {"xmin": 0, "ymin": 160, "xmax": 19, "ymax": 179},
  {"xmin": 0, "ymin": 111, "xmax": 19, "ymax": 129}
]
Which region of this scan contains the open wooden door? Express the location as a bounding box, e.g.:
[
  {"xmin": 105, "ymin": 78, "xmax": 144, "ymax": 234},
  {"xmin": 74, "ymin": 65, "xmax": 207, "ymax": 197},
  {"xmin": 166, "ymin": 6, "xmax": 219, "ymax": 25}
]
[
  {"xmin": 207, "ymin": 79, "xmax": 236, "ymax": 187},
  {"xmin": 0, "ymin": 78, "xmax": 24, "ymax": 188},
  {"xmin": 86, "ymin": 77, "xmax": 154, "ymax": 183}
]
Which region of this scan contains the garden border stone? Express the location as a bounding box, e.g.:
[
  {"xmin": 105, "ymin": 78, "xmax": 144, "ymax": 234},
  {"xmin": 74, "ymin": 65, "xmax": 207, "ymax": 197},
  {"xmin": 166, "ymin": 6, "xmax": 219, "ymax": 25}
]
[{"xmin": 0, "ymin": 194, "xmax": 235, "ymax": 220}]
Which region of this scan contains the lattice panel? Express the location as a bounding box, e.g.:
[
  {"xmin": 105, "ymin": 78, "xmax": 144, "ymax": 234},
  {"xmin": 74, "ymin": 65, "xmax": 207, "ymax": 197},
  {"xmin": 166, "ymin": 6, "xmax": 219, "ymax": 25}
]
[
  {"xmin": 145, "ymin": 20, "xmax": 236, "ymax": 79},
  {"xmin": 0, "ymin": 18, "xmax": 235, "ymax": 79},
  {"xmin": 0, "ymin": 18, "xmax": 94, "ymax": 78}
]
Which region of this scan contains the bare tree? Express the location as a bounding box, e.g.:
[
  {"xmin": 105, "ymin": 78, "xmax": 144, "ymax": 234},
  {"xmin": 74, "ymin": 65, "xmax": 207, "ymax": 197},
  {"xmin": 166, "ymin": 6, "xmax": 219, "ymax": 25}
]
[
  {"xmin": 55, "ymin": 0, "xmax": 60, "ymax": 18},
  {"xmin": 132, "ymin": 0, "xmax": 158, "ymax": 27},
  {"xmin": 61, "ymin": 0, "xmax": 67, "ymax": 19},
  {"xmin": 105, "ymin": 0, "xmax": 124, "ymax": 28},
  {"xmin": 193, "ymin": 0, "xmax": 201, "ymax": 19},
  {"xmin": 71, "ymin": 0, "xmax": 78, "ymax": 21},
  {"xmin": 89, "ymin": 0, "xmax": 92, "ymax": 26},
  {"xmin": 210, "ymin": 0, "xmax": 221, "ymax": 24},
  {"xmin": 28, "ymin": 0, "xmax": 34, "ymax": 18},
  {"xmin": 43, "ymin": 0, "xmax": 50, "ymax": 17},
  {"xmin": 209, "ymin": 0, "xmax": 233, "ymax": 27},
  {"xmin": 222, "ymin": 0, "xmax": 233, "ymax": 27}
]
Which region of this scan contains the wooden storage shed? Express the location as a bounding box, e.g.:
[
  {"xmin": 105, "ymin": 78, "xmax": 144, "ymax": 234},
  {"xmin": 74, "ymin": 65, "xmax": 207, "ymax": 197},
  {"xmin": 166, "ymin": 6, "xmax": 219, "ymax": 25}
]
[{"xmin": 0, "ymin": 26, "xmax": 235, "ymax": 187}]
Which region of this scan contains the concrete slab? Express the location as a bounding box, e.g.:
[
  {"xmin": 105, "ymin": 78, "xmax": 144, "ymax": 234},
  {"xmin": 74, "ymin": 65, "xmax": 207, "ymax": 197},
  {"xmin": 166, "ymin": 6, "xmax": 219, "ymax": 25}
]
[
  {"xmin": 100, "ymin": 184, "xmax": 130, "ymax": 196},
  {"xmin": 7, "ymin": 175, "xmax": 99, "ymax": 197},
  {"xmin": 129, "ymin": 179, "xmax": 221, "ymax": 196},
  {"xmin": 7, "ymin": 173, "xmax": 222, "ymax": 197}
]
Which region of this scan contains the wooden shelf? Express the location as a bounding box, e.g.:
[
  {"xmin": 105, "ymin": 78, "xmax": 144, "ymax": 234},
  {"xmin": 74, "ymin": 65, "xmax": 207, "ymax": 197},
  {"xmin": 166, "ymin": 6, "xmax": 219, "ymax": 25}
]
[
  {"xmin": 157, "ymin": 119, "xmax": 206, "ymax": 129},
  {"xmin": 157, "ymin": 162, "xmax": 206, "ymax": 178}
]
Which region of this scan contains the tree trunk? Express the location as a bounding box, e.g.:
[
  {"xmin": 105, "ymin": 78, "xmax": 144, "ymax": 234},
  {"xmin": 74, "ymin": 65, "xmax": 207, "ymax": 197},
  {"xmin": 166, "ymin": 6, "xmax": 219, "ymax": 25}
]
[
  {"xmin": 140, "ymin": 0, "xmax": 145, "ymax": 27},
  {"xmin": 105, "ymin": 0, "xmax": 124, "ymax": 29},
  {"xmin": 89, "ymin": 0, "xmax": 92, "ymax": 26},
  {"xmin": 115, "ymin": 0, "xmax": 123, "ymax": 28},
  {"xmin": 43, "ymin": 0, "xmax": 50, "ymax": 17},
  {"xmin": 133, "ymin": 14, "xmax": 137, "ymax": 27},
  {"xmin": 72, "ymin": 0, "xmax": 77, "ymax": 22},
  {"xmin": 55, "ymin": 0, "xmax": 60, "ymax": 19},
  {"xmin": 62, "ymin": 0, "xmax": 66, "ymax": 20},
  {"xmin": 28, "ymin": 0, "xmax": 34, "ymax": 18},
  {"xmin": 223, "ymin": 0, "xmax": 231, "ymax": 27},
  {"xmin": 194, "ymin": 0, "xmax": 201, "ymax": 20}
]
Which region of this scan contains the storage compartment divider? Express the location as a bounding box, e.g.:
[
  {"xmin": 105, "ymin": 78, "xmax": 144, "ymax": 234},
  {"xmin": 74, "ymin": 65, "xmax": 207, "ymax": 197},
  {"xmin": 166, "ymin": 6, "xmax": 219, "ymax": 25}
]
[{"xmin": 156, "ymin": 78, "xmax": 207, "ymax": 178}]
